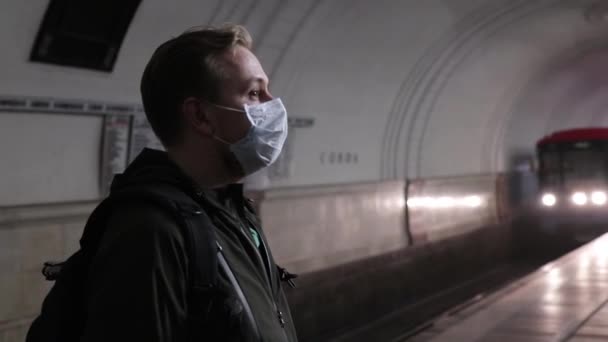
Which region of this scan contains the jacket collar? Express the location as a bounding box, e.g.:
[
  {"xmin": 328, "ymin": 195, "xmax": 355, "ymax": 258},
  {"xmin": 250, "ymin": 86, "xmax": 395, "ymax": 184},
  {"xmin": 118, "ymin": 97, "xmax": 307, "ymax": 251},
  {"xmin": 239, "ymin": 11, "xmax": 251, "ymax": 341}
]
[
  {"xmin": 113, "ymin": 148, "xmax": 247, "ymax": 210},
  {"xmin": 201, "ymin": 183, "xmax": 246, "ymax": 213}
]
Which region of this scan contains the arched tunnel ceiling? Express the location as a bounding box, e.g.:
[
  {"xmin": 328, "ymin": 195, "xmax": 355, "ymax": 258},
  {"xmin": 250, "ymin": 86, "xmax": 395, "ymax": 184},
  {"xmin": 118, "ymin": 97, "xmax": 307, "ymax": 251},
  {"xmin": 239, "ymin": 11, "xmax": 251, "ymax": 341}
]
[
  {"xmin": 381, "ymin": 0, "xmax": 608, "ymax": 179},
  {"xmin": 1, "ymin": 0, "xmax": 608, "ymax": 186},
  {"xmin": 506, "ymin": 46, "xmax": 608, "ymax": 170}
]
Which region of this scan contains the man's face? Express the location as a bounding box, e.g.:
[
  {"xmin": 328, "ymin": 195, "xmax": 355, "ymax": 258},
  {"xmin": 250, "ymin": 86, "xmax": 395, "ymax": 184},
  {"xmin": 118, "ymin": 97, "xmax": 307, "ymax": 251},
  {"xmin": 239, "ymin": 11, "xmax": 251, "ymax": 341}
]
[
  {"xmin": 208, "ymin": 45, "xmax": 273, "ymax": 143},
  {"xmin": 203, "ymin": 45, "xmax": 273, "ymax": 178}
]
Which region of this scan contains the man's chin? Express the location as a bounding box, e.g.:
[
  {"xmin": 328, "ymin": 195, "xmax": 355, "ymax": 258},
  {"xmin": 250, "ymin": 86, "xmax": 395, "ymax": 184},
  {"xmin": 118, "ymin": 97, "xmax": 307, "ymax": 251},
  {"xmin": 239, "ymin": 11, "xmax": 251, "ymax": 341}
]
[
  {"xmin": 232, "ymin": 177, "xmax": 246, "ymax": 184},
  {"xmin": 227, "ymin": 164, "xmax": 246, "ymax": 182},
  {"xmin": 230, "ymin": 170, "xmax": 246, "ymax": 183},
  {"xmin": 225, "ymin": 164, "xmax": 246, "ymax": 184},
  {"xmin": 219, "ymin": 150, "xmax": 244, "ymax": 179}
]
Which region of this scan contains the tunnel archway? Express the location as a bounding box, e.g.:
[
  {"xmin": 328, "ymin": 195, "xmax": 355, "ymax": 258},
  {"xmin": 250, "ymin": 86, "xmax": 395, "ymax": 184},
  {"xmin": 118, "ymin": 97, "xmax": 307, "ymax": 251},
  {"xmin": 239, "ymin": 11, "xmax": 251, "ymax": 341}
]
[{"xmin": 379, "ymin": 0, "xmax": 608, "ymax": 180}]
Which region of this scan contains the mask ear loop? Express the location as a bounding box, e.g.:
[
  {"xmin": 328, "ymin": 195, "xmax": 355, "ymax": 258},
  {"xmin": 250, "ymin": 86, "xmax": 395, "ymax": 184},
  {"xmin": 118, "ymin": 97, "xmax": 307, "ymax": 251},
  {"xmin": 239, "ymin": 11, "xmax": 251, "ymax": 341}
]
[
  {"xmin": 200, "ymin": 98, "xmax": 253, "ymax": 144},
  {"xmin": 209, "ymin": 125, "xmax": 232, "ymax": 145},
  {"xmin": 212, "ymin": 101, "xmax": 254, "ymax": 129},
  {"xmin": 196, "ymin": 98, "xmax": 233, "ymax": 145},
  {"xmin": 200, "ymin": 98, "xmax": 246, "ymax": 113}
]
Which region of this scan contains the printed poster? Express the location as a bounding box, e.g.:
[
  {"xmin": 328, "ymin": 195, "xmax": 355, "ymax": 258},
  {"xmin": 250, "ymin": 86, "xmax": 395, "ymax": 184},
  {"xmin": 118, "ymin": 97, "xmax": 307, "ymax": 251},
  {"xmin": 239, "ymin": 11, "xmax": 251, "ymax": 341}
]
[
  {"xmin": 128, "ymin": 114, "xmax": 164, "ymax": 163},
  {"xmin": 100, "ymin": 115, "xmax": 131, "ymax": 195}
]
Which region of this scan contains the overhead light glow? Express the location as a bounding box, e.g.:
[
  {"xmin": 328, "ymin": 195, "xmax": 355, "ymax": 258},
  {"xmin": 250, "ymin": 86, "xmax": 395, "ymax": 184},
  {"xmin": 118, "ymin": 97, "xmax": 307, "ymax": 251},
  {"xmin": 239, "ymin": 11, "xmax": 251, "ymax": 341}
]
[
  {"xmin": 464, "ymin": 195, "xmax": 482, "ymax": 208},
  {"xmin": 436, "ymin": 197, "xmax": 455, "ymax": 208},
  {"xmin": 406, "ymin": 195, "xmax": 485, "ymax": 210}
]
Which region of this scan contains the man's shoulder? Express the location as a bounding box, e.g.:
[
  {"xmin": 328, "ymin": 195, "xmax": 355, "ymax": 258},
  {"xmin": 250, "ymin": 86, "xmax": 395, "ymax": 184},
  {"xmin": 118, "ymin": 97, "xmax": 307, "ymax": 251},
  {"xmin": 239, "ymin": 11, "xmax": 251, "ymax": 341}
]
[
  {"xmin": 109, "ymin": 198, "xmax": 177, "ymax": 222},
  {"xmin": 100, "ymin": 198, "xmax": 186, "ymax": 249},
  {"xmin": 105, "ymin": 184, "xmax": 200, "ymax": 226}
]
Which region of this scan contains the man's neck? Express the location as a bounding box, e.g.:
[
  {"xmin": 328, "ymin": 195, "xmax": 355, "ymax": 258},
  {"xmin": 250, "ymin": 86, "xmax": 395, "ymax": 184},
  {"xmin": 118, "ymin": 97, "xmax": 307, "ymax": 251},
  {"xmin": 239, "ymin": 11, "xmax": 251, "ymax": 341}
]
[{"xmin": 167, "ymin": 146, "xmax": 230, "ymax": 190}]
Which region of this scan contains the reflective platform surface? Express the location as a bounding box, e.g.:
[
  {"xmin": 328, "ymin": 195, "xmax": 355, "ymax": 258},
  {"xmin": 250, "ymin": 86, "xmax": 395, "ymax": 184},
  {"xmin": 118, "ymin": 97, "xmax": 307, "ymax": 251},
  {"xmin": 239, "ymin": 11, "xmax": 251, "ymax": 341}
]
[{"xmin": 410, "ymin": 233, "xmax": 608, "ymax": 342}]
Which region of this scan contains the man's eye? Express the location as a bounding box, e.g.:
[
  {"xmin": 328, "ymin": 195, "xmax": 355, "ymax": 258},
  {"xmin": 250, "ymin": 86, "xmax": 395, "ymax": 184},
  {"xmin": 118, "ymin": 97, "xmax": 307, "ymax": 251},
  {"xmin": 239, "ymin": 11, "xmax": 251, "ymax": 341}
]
[{"xmin": 249, "ymin": 90, "xmax": 260, "ymax": 98}]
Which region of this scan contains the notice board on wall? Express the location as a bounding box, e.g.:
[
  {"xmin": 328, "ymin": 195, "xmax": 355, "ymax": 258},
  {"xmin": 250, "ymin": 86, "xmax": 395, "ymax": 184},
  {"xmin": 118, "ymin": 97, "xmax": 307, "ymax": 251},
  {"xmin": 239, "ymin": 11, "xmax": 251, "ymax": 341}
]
[
  {"xmin": 100, "ymin": 114, "xmax": 165, "ymax": 195},
  {"xmin": 128, "ymin": 114, "xmax": 165, "ymax": 163},
  {"xmin": 100, "ymin": 115, "xmax": 131, "ymax": 195}
]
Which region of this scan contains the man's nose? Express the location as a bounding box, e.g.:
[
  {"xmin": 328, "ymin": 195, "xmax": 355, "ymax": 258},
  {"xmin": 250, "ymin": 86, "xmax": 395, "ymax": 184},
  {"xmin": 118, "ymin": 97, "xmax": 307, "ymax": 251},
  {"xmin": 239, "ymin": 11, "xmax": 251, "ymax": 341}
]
[{"xmin": 262, "ymin": 91, "xmax": 273, "ymax": 102}]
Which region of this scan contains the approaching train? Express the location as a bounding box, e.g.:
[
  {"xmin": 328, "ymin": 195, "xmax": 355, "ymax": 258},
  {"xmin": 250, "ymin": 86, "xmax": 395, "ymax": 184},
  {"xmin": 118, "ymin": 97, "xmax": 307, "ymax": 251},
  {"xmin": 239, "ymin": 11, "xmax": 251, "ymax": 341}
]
[{"xmin": 537, "ymin": 128, "xmax": 608, "ymax": 239}]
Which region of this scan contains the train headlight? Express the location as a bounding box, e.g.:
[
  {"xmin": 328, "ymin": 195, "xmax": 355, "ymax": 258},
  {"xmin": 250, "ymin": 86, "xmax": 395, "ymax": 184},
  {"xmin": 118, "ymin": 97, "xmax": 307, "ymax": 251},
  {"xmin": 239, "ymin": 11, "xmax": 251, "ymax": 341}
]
[
  {"xmin": 541, "ymin": 193, "xmax": 557, "ymax": 207},
  {"xmin": 591, "ymin": 191, "xmax": 607, "ymax": 206},
  {"xmin": 572, "ymin": 192, "xmax": 588, "ymax": 206}
]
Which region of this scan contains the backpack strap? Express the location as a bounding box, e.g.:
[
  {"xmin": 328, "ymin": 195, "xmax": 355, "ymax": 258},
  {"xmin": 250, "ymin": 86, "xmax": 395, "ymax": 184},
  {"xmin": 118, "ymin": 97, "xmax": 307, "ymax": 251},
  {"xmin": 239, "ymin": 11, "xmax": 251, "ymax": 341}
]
[
  {"xmin": 174, "ymin": 191, "xmax": 261, "ymax": 340},
  {"xmin": 134, "ymin": 186, "xmax": 261, "ymax": 340},
  {"xmin": 107, "ymin": 185, "xmax": 219, "ymax": 289},
  {"xmin": 178, "ymin": 201, "xmax": 219, "ymax": 290}
]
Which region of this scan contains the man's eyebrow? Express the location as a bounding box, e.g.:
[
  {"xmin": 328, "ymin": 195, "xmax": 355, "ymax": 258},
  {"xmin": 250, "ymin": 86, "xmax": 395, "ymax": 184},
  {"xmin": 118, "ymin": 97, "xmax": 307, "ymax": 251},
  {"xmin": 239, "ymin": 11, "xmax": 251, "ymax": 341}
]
[{"xmin": 247, "ymin": 76, "xmax": 268, "ymax": 85}]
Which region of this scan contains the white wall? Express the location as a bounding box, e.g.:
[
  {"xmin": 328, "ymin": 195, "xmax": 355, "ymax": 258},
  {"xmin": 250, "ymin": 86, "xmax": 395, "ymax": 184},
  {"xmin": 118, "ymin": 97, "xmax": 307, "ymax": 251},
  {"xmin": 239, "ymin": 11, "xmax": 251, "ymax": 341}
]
[
  {"xmin": 268, "ymin": 0, "xmax": 458, "ymax": 186},
  {"xmin": 0, "ymin": 112, "xmax": 102, "ymax": 206},
  {"xmin": 1, "ymin": 0, "xmax": 607, "ymax": 205}
]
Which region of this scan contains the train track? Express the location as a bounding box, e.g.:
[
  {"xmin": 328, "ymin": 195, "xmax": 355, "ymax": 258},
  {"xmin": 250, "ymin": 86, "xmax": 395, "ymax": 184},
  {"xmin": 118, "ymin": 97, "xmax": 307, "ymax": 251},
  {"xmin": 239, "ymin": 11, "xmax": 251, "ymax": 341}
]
[{"xmin": 328, "ymin": 261, "xmax": 552, "ymax": 342}]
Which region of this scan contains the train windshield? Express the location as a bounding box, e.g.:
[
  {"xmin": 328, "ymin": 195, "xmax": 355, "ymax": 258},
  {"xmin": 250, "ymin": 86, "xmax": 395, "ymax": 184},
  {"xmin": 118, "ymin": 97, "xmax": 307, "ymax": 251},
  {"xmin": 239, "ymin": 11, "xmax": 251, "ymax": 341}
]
[
  {"xmin": 562, "ymin": 148, "xmax": 608, "ymax": 186},
  {"xmin": 540, "ymin": 150, "xmax": 561, "ymax": 187},
  {"xmin": 540, "ymin": 142, "xmax": 608, "ymax": 188}
]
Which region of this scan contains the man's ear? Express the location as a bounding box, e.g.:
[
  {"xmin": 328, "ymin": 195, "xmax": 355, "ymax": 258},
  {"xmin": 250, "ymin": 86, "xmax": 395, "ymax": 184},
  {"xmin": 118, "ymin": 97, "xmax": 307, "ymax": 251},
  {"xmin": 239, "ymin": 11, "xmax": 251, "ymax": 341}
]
[{"xmin": 182, "ymin": 97, "xmax": 213, "ymax": 137}]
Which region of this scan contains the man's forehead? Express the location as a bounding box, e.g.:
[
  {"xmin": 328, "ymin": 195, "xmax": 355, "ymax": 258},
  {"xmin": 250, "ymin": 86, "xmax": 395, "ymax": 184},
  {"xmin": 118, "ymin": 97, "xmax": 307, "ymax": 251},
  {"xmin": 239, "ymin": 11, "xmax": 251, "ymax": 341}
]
[{"xmin": 219, "ymin": 46, "xmax": 268, "ymax": 84}]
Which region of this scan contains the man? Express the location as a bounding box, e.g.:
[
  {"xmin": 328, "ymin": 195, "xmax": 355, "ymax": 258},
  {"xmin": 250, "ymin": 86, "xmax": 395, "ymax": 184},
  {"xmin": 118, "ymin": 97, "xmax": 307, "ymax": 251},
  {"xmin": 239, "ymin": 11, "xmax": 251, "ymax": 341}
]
[{"xmin": 82, "ymin": 25, "xmax": 298, "ymax": 341}]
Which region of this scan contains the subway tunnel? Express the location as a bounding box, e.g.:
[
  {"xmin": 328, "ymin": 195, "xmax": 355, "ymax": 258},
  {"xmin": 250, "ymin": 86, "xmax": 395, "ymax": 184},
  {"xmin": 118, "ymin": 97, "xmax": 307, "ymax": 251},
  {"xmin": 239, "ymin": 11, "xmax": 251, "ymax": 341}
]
[{"xmin": 3, "ymin": 0, "xmax": 608, "ymax": 341}]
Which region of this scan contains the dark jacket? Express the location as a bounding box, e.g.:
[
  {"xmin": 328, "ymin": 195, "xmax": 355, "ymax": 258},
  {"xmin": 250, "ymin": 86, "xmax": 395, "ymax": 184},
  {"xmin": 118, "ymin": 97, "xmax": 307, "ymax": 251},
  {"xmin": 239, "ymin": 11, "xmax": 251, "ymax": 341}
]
[{"xmin": 81, "ymin": 148, "xmax": 298, "ymax": 342}]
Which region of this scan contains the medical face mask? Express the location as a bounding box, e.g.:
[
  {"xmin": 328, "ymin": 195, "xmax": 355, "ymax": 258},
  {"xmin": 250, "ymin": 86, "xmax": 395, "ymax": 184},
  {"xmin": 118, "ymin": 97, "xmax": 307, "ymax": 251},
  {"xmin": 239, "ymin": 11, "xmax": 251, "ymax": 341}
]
[{"xmin": 208, "ymin": 98, "xmax": 288, "ymax": 176}]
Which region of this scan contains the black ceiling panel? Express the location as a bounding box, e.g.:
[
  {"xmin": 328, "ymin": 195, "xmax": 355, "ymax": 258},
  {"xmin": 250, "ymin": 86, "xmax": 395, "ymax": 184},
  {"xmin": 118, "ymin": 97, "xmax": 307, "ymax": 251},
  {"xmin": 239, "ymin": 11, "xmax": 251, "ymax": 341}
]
[{"xmin": 30, "ymin": 0, "xmax": 142, "ymax": 72}]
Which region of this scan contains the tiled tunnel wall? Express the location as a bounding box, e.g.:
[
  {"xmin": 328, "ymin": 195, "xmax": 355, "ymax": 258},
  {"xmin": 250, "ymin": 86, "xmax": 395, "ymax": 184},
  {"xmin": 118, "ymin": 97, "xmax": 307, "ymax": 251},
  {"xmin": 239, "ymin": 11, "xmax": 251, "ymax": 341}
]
[{"xmin": 0, "ymin": 202, "xmax": 95, "ymax": 341}]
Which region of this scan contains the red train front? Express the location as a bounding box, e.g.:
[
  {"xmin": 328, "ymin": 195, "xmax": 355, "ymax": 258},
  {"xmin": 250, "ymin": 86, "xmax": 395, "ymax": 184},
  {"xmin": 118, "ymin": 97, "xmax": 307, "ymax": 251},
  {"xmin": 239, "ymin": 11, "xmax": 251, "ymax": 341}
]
[{"xmin": 537, "ymin": 128, "xmax": 608, "ymax": 241}]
